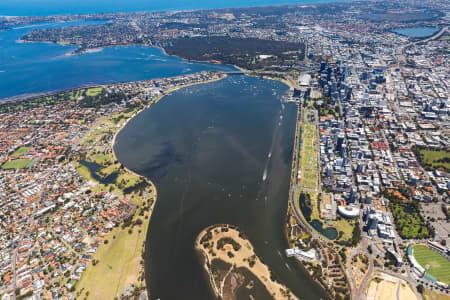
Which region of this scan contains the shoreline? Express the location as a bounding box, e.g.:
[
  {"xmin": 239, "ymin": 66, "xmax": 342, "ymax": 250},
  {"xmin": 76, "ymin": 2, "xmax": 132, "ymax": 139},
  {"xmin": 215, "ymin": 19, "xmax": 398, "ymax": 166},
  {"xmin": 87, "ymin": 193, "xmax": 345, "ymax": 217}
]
[
  {"xmin": 70, "ymin": 72, "xmax": 227, "ymax": 299},
  {"xmin": 73, "ymin": 109, "xmax": 157, "ymax": 298},
  {"xmin": 195, "ymin": 224, "xmax": 298, "ymax": 300},
  {"xmin": 109, "ymin": 73, "xmax": 227, "ymax": 297},
  {"xmin": 0, "ymin": 42, "xmax": 236, "ymax": 103},
  {"xmin": 110, "ymin": 72, "xmax": 228, "ymax": 165}
]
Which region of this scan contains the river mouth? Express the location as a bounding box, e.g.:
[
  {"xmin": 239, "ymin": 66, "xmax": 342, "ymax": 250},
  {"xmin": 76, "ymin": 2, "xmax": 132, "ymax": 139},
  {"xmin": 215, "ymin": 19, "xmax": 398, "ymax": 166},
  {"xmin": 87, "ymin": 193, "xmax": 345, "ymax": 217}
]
[{"xmin": 114, "ymin": 75, "xmax": 328, "ymax": 300}]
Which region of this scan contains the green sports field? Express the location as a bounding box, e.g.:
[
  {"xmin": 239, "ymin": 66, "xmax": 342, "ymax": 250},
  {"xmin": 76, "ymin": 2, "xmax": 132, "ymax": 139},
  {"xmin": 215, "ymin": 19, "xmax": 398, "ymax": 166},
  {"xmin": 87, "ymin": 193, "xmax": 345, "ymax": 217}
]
[
  {"xmin": 11, "ymin": 146, "xmax": 32, "ymax": 157},
  {"xmin": 86, "ymin": 87, "xmax": 103, "ymax": 97},
  {"xmin": 413, "ymin": 244, "xmax": 450, "ymax": 285},
  {"xmin": 1, "ymin": 158, "xmax": 33, "ymax": 169}
]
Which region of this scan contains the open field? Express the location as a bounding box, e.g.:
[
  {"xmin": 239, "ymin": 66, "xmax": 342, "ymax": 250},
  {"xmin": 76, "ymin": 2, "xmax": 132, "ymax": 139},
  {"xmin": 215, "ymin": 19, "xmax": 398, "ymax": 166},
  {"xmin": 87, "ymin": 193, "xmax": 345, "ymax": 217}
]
[
  {"xmin": 334, "ymin": 219, "xmax": 354, "ymax": 241},
  {"xmin": 298, "ymin": 122, "xmax": 318, "ymax": 192},
  {"xmin": 412, "ymin": 244, "xmax": 450, "ymax": 284},
  {"xmin": 75, "ymin": 162, "xmax": 95, "ymax": 181},
  {"xmin": 75, "ymin": 209, "xmax": 150, "ymax": 299},
  {"xmin": 11, "ymin": 146, "xmax": 32, "ymax": 157},
  {"xmin": 418, "ymin": 149, "xmax": 450, "ymax": 171},
  {"xmin": 1, "ymin": 158, "xmax": 33, "ymax": 169},
  {"xmin": 86, "ymin": 87, "xmax": 103, "ymax": 97}
]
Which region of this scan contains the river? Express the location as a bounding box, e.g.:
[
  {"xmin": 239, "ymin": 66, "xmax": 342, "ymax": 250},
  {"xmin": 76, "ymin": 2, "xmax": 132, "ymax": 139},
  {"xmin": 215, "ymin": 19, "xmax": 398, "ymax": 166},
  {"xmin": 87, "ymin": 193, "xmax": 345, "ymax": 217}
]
[
  {"xmin": 114, "ymin": 75, "xmax": 328, "ymax": 300},
  {"xmin": 391, "ymin": 27, "xmax": 440, "ymax": 38}
]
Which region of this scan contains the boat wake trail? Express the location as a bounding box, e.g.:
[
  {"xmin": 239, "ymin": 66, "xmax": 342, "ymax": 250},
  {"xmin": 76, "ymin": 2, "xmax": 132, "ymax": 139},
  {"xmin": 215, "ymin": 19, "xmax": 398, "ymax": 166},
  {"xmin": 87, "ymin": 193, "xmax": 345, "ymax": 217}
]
[{"xmin": 262, "ymin": 107, "xmax": 283, "ymax": 181}]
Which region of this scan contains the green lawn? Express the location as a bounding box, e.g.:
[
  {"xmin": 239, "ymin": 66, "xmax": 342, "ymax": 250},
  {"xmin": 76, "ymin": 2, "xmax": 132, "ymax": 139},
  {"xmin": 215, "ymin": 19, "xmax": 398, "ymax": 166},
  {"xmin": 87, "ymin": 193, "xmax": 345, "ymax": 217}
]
[
  {"xmin": 309, "ymin": 192, "xmax": 320, "ymax": 220},
  {"xmin": 75, "ymin": 162, "xmax": 96, "ymax": 182},
  {"xmin": 413, "ymin": 244, "xmax": 450, "ymax": 285},
  {"xmin": 86, "ymin": 87, "xmax": 103, "ymax": 97},
  {"xmin": 90, "ymin": 153, "xmax": 113, "ymax": 165},
  {"xmin": 11, "ymin": 146, "xmax": 32, "ymax": 157},
  {"xmin": 419, "ymin": 149, "xmax": 450, "ymax": 171},
  {"xmin": 75, "ymin": 217, "xmax": 148, "ymax": 299},
  {"xmin": 298, "ymin": 123, "xmax": 318, "ymax": 192},
  {"xmin": 334, "ymin": 219, "xmax": 354, "ymax": 241},
  {"xmin": 1, "ymin": 158, "xmax": 33, "ymax": 169}
]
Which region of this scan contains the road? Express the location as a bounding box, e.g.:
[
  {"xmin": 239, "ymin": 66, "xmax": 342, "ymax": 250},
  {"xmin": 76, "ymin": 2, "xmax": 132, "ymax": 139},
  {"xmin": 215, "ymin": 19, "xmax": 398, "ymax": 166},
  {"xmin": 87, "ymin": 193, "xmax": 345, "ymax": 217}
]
[
  {"xmin": 397, "ymin": 26, "xmax": 448, "ymax": 63},
  {"xmin": 356, "ymin": 237, "xmax": 374, "ymax": 300}
]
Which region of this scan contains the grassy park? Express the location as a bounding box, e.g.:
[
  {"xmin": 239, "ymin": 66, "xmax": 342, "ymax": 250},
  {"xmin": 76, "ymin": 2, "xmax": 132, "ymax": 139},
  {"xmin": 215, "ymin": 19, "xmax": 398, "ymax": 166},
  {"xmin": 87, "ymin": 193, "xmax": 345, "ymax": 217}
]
[
  {"xmin": 295, "ymin": 107, "xmax": 356, "ymax": 243},
  {"xmin": 75, "ymin": 209, "xmax": 150, "ymax": 299},
  {"xmin": 86, "ymin": 87, "xmax": 103, "ymax": 97},
  {"xmin": 1, "ymin": 158, "xmax": 33, "ymax": 169},
  {"xmin": 412, "ymin": 244, "xmax": 450, "ymax": 285},
  {"xmin": 298, "ymin": 122, "xmax": 318, "ymax": 192},
  {"xmin": 417, "ymin": 149, "xmax": 450, "ymax": 172},
  {"xmin": 11, "ymin": 146, "xmax": 32, "ymax": 157}
]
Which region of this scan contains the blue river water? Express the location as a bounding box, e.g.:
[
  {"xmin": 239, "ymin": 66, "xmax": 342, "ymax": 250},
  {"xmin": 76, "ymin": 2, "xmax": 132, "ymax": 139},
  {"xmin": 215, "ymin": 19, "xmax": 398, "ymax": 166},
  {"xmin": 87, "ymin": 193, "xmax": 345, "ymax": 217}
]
[
  {"xmin": 1, "ymin": 0, "xmax": 347, "ymax": 16},
  {"xmin": 0, "ymin": 21, "xmax": 234, "ymax": 100},
  {"xmin": 391, "ymin": 27, "xmax": 440, "ymax": 38}
]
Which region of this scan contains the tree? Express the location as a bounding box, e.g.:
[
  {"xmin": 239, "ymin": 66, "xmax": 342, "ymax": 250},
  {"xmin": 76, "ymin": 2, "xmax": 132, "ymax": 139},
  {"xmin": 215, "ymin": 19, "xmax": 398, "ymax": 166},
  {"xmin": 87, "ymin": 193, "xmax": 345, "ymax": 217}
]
[
  {"xmin": 416, "ymin": 284, "xmax": 424, "ymax": 294},
  {"xmin": 351, "ymin": 222, "xmax": 361, "ymax": 246}
]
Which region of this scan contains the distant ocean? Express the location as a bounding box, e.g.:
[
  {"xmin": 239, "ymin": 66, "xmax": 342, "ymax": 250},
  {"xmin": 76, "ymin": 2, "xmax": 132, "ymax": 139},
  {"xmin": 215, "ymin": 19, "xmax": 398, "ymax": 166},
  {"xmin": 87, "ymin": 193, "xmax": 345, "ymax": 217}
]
[{"xmin": 1, "ymin": 0, "xmax": 345, "ymax": 16}]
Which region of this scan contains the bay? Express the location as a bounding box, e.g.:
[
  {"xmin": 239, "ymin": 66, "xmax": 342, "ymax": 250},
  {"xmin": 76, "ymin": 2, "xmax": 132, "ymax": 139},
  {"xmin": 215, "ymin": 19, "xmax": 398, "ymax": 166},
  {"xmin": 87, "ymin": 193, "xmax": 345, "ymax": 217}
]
[
  {"xmin": 114, "ymin": 75, "xmax": 329, "ymax": 300},
  {"xmin": 0, "ymin": 21, "xmax": 234, "ymax": 100}
]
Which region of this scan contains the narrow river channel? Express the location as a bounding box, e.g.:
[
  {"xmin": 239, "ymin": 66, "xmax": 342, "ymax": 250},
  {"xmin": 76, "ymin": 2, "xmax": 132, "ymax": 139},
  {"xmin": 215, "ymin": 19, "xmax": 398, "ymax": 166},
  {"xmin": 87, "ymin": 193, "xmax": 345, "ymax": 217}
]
[{"xmin": 114, "ymin": 75, "xmax": 328, "ymax": 300}]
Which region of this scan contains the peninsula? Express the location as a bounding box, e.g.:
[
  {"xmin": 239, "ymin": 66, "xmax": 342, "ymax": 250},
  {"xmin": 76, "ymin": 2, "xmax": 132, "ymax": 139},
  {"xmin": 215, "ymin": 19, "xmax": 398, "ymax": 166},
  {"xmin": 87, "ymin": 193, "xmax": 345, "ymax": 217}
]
[{"xmin": 196, "ymin": 224, "xmax": 297, "ymax": 300}]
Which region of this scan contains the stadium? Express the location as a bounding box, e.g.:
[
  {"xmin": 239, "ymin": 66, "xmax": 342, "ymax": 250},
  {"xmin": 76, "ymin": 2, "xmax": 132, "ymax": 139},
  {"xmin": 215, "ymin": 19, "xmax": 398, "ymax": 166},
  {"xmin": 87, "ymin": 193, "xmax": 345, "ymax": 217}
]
[{"xmin": 407, "ymin": 243, "xmax": 450, "ymax": 289}]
